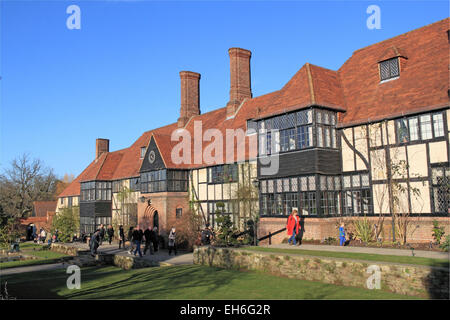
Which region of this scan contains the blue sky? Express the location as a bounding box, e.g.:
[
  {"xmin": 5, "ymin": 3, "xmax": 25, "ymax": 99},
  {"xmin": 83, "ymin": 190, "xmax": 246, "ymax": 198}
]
[{"xmin": 1, "ymin": 0, "xmax": 448, "ymax": 178}]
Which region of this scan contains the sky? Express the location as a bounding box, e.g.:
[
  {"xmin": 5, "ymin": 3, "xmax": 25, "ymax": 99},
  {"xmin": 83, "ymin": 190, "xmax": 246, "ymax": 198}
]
[{"xmin": 1, "ymin": 0, "xmax": 448, "ymax": 178}]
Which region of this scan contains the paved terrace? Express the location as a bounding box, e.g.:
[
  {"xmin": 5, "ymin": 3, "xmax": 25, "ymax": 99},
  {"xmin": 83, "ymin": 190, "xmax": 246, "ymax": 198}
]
[{"xmin": 64, "ymin": 242, "xmax": 194, "ymax": 265}]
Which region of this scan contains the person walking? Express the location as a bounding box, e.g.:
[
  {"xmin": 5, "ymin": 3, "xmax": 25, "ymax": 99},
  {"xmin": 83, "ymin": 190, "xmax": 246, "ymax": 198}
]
[
  {"xmin": 339, "ymin": 223, "xmax": 346, "ymax": 246},
  {"xmin": 107, "ymin": 225, "xmax": 114, "ymax": 245},
  {"xmin": 40, "ymin": 228, "xmax": 46, "ymax": 244},
  {"xmin": 32, "ymin": 224, "xmax": 37, "ymax": 242},
  {"xmin": 168, "ymin": 227, "xmax": 177, "ymax": 256},
  {"xmin": 118, "ymin": 225, "xmax": 125, "ymax": 249},
  {"xmin": 286, "ymin": 208, "xmax": 300, "ymax": 245},
  {"xmin": 127, "ymin": 227, "xmax": 135, "ymax": 254},
  {"xmin": 143, "ymin": 226, "xmax": 154, "ymax": 255},
  {"xmin": 132, "ymin": 226, "xmax": 143, "ymax": 257},
  {"xmin": 99, "ymin": 224, "xmax": 105, "ymax": 245},
  {"xmin": 152, "ymin": 227, "xmax": 159, "ymax": 253},
  {"xmin": 90, "ymin": 229, "xmax": 101, "ymax": 256}
]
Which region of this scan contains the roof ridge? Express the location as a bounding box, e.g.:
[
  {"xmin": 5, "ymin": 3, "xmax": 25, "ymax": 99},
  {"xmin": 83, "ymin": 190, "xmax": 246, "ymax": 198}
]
[
  {"xmin": 305, "ymin": 63, "xmax": 316, "ymax": 104},
  {"xmin": 352, "ymin": 17, "xmax": 449, "ymax": 55},
  {"xmin": 93, "ymin": 152, "xmax": 108, "ymax": 180}
]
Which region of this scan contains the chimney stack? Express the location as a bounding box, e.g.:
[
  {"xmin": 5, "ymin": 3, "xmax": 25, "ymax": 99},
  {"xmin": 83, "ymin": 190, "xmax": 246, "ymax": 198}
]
[
  {"xmin": 226, "ymin": 48, "xmax": 252, "ymax": 118},
  {"xmin": 96, "ymin": 138, "xmax": 109, "ymax": 159},
  {"xmin": 178, "ymin": 71, "xmax": 201, "ymax": 128}
]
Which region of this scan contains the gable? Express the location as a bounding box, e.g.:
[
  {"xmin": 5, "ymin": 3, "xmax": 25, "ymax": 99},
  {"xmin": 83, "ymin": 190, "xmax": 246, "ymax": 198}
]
[{"xmin": 139, "ymin": 135, "xmax": 166, "ymax": 172}]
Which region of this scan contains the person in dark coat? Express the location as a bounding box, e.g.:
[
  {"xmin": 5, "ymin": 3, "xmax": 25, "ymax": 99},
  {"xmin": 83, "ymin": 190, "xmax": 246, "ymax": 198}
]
[
  {"xmin": 132, "ymin": 226, "xmax": 143, "ymax": 257},
  {"xmin": 107, "ymin": 225, "xmax": 114, "ymax": 245},
  {"xmin": 90, "ymin": 230, "xmax": 101, "ymax": 256},
  {"xmin": 99, "ymin": 224, "xmax": 105, "ymax": 245},
  {"xmin": 168, "ymin": 227, "xmax": 177, "ymax": 256},
  {"xmin": 151, "ymin": 227, "xmax": 159, "ymax": 252},
  {"xmin": 201, "ymin": 224, "xmax": 214, "ymax": 245},
  {"xmin": 118, "ymin": 225, "xmax": 125, "ymax": 249},
  {"xmin": 128, "ymin": 227, "xmax": 135, "ymax": 254},
  {"xmin": 143, "ymin": 226, "xmax": 154, "ymax": 255}
]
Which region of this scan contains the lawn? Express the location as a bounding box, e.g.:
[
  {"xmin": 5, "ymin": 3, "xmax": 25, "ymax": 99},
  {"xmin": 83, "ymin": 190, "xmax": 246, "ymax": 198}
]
[
  {"xmin": 244, "ymin": 247, "xmax": 449, "ymax": 268},
  {"xmin": 0, "ymin": 242, "xmax": 69, "ymax": 269},
  {"xmin": 1, "ymin": 265, "xmax": 419, "ymax": 300}
]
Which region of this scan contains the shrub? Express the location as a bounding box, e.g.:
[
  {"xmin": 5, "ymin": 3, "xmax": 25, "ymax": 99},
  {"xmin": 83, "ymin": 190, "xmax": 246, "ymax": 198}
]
[
  {"xmin": 171, "ymin": 209, "xmax": 203, "ymax": 251},
  {"xmin": 432, "ymin": 220, "xmax": 445, "ymax": 245},
  {"xmin": 214, "ymin": 213, "xmax": 239, "ymax": 247},
  {"xmin": 50, "ymin": 207, "xmax": 79, "ymax": 243},
  {"xmin": 440, "ymin": 235, "xmax": 450, "ymax": 252},
  {"xmin": 353, "ymin": 218, "xmax": 374, "ymax": 243}
]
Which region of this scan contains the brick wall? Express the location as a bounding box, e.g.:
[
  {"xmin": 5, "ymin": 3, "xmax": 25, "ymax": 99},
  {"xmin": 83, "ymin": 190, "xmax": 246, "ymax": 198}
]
[{"xmin": 258, "ymin": 216, "xmax": 450, "ymax": 244}]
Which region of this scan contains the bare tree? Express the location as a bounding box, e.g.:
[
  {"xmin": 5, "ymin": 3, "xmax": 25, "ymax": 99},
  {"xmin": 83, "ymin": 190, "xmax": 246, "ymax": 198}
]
[{"xmin": 0, "ymin": 154, "xmax": 58, "ymax": 219}]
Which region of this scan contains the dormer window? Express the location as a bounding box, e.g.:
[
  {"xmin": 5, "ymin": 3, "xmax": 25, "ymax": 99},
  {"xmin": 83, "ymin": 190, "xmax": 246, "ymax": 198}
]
[
  {"xmin": 140, "ymin": 147, "xmax": 146, "ymax": 159},
  {"xmin": 379, "ymin": 58, "xmax": 399, "ymax": 81}
]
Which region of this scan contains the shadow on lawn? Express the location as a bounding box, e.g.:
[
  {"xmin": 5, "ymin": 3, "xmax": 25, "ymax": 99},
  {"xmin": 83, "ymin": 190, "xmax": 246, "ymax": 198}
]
[{"xmin": 63, "ymin": 265, "xmax": 242, "ymax": 299}]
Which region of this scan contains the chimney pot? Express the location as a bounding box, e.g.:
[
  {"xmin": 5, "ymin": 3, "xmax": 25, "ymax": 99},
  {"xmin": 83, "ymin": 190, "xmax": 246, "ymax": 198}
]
[
  {"xmin": 178, "ymin": 71, "xmax": 201, "ymax": 128},
  {"xmin": 227, "ymin": 47, "xmax": 252, "ymax": 118},
  {"xmin": 96, "ymin": 138, "xmax": 109, "ymax": 159}
]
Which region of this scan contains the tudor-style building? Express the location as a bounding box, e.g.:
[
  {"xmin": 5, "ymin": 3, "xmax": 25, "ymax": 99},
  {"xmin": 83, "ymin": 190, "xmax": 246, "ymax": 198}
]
[{"xmin": 57, "ymin": 18, "xmax": 449, "ymax": 243}]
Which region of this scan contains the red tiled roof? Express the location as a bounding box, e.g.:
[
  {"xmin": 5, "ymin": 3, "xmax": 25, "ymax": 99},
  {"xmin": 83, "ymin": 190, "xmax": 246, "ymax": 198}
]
[
  {"xmin": 33, "ymin": 201, "xmax": 57, "ymax": 217},
  {"xmin": 58, "ymin": 18, "xmax": 449, "ymax": 197},
  {"xmin": 338, "ymin": 18, "xmax": 449, "ymax": 126}
]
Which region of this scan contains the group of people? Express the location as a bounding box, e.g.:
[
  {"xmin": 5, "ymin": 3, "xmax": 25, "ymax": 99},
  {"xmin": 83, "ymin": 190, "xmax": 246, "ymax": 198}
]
[
  {"xmin": 26, "ymin": 224, "xmax": 59, "ymax": 245},
  {"xmin": 286, "ymin": 208, "xmax": 347, "ymax": 246},
  {"xmin": 89, "ymin": 223, "xmax": 172, "ymax": 258}
]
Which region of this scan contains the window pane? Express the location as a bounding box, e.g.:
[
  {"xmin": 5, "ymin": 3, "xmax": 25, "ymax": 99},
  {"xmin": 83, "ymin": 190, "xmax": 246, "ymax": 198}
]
[
  {"xmin": 420, "ymin": 115, "xmax": 432, "ymax": 140},
  {"xmin": 324, "ymin": 127, "xmax": 331, "ymax": 147},
  {"xmin": 433, "ymin": 113, "xmax": 444, "ymax": 137},
  {"xmin": 352, "ymin": 175, "xmax": 360, "ymax": 188},
  {"xmin": 390, "ymin": 58, "xmax": 399, "ymax": 77},
  {"xmin": 396, "ymin": 119, "xmax": 409, "ymax": 143},
  {"xmin": 320, "ymin": 176, "xmax": 327, "ymax": 190},
  {"xmin": 408, "ymin": 117, "xmax": 419, "ymax": 141},
  {"xmin": 308, "ymin": 176, "xmax": 316, "ymax": 191},
  {"xmin": 300, "ymin": 177, "xmax": 308, "ymax": 191},
  {"xmin": 317, "ymin": 126, "xmax": 323, "ymax": 147},
  {"xmin": 331, "ymin": 128, "xmax": 336, "ymax": 148},
  {"xmin": 291, "ymin": 178, "xmax": 298, "ymax": 192},
  {"xmin": 316, "ymin": 110, "xmax": 322, "ymax": 124},
  {"xmin": 380, "ymin": 60, "xmax": 390, "ymax": 80}
]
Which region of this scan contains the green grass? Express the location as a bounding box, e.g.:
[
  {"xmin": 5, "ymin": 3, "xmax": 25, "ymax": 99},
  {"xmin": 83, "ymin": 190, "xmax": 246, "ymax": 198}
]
[
  {"xmin": 0, "ymin": 243, "xmax": 69, "ymax": 270},
  {"xmin": 244, "ymin": 247, "xmax": 449, "ymax": 268},
  {"xmin": 0, "ymin": 257, "xmax": 64, "ymax": 269},
  {"xmin": 1, "ymin": 265, "xmax": 419, "ymax": 300}
]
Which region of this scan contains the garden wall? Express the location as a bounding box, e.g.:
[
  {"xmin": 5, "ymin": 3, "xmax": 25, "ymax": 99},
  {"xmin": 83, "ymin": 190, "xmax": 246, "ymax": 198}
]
[
  {"xmin": 258, "ymin": 216, "xmax": 450, "ymax": 245},
  {"xmin": 193, "ymin": 246, "xmax": 449, "ymax": 299}
]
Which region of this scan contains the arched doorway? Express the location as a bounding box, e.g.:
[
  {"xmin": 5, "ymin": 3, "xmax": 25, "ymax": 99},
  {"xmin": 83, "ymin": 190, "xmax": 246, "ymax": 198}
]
[{"xmin": 153, "ymin": 211, "xmax": 159, "ymax": 230}]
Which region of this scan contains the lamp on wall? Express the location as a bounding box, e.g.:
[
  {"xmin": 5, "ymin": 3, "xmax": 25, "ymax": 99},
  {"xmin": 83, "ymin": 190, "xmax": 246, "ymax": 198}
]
[
  {"xmin": 139, "ymin": 196, "xmax": 151, "ymax": 207},
  {"xmin": 252, "ymin": 179, "xmax": 259, "ymax": 188}
]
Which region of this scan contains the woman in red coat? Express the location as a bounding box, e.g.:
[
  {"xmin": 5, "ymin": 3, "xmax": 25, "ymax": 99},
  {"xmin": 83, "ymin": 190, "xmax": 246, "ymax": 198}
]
[{"xmin": 286, "ymin": 208, "xmax": 300, "ymax": 245}]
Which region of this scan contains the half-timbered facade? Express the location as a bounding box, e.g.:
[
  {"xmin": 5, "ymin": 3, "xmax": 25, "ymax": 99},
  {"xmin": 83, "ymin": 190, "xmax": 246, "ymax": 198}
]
[{"xmin": 57, "ymin": 18, "xmax": 449, "ymax": 242}]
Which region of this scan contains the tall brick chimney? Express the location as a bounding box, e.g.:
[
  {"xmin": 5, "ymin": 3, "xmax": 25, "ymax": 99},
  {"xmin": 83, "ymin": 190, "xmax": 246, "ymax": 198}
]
[
  {"xmin": 226, "ymin": 48, "xmax": 252, "ymax": 118},
  {"xmin": 96, "ymin": 138, "xmax": 109, "ymax": 159},
  {"xmin": 178, "ymin": 71, "xmax": 201, "ymax": 128}
]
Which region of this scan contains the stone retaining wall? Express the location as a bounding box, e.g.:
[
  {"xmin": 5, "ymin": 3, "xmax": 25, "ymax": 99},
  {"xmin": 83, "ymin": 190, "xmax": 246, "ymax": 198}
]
[
  {"xmin": 193, "ymin": 246, "xmax": 449, "ymax": 299},
  {"xmin": 50, "ymin": 243, "xmax": 167, "ymax": 270},
  {"xmin": 50, "ymin": 243, "xmax": 86, "ymax": 256}
]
